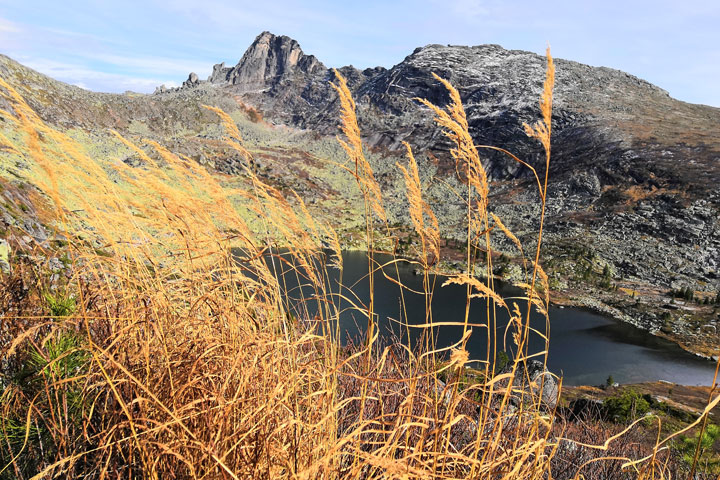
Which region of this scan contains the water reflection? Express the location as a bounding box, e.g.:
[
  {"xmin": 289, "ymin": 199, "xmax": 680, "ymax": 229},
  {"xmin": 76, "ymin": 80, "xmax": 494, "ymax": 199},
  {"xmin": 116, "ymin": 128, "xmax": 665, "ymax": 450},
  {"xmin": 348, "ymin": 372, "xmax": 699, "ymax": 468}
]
[{"xmin": 259, "ymin": 249, "xmax": 717, "ymax": 386}]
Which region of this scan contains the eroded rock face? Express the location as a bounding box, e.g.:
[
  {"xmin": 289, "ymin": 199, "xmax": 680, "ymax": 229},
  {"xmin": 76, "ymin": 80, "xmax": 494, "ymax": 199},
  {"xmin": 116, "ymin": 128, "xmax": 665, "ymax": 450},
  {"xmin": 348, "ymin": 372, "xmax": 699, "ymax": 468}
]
[{"xmin": 206, "ymin": 32, "xmax": 325, "ymax": 93}]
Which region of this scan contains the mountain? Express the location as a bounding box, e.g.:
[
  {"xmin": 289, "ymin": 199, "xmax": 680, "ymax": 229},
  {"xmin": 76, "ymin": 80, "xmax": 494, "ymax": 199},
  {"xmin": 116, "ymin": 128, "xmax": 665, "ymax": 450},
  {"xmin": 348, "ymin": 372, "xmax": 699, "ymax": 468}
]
[
  {"xmin": 172, "ymin": 32, "xmax": 720, "ymax": 185},
  {"xmin": 1, "ymin": 32, "xmax": 719, "ymax": 356}
]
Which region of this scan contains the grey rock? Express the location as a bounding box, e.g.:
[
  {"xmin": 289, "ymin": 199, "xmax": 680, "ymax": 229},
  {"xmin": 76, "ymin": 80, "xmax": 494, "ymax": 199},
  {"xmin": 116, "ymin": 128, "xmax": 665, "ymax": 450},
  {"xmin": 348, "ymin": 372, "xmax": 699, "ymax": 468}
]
[
  {"xmin": 122, "ymin": 155, "xmax": 145, "ymax": 167},
  {"xmin": 208, "ymin": 62, "xmax": 232, "ymax": 83},
  {"xmin": 182, "ymin": 72, "xmax": 200, "ymax": 89},
  {"xmin": 210, "ymin": 31, "xmax": 325, "ymax": 94},
  {"xmin": 2, "ymin": 211, "xmax": 15, "ymax": 226},
  {"xmin": 48, "ymin": 256, "xmax": 63, "ymax": 272},
  {"xmin": 521, "ymin": 360, "xmax": 560, "ymax": 410},
  {"xmin": 499, "ymin": 360, "xmax": 560, "ymax": 411}
]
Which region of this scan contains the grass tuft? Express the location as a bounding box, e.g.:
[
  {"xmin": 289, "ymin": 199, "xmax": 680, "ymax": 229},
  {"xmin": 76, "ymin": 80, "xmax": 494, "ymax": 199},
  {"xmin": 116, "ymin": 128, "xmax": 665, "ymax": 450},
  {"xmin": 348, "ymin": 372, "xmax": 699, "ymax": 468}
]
[{"xmin": 0, "ymin": 47, "xmax": 713, "ymax": 479}]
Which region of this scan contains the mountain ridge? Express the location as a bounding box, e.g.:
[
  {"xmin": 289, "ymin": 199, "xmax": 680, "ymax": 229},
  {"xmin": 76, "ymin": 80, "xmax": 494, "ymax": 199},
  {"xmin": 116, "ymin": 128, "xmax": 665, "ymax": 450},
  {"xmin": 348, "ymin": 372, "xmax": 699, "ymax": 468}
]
[
  {"xmin": 1, "ymin": 32, "xmax": 719, "ymax": 357},
  {"xmin": 162, "ymin": 32, "xmax": 719, "ymax": 187}
]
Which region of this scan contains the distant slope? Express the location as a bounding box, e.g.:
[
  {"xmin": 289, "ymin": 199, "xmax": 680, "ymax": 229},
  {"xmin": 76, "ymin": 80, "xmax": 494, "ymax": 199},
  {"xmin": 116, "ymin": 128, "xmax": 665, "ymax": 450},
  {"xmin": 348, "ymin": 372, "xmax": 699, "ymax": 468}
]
[{"xmin": 1, "ymin": 32, "xmax": 719, "ymax": 355}]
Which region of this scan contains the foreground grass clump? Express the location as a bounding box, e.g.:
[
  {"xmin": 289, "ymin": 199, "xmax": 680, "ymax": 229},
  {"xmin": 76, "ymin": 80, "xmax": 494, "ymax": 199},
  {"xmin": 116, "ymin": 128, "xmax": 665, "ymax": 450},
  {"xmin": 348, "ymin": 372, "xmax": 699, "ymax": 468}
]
[{"xmin": 0, "ymin": 50, "xmax": 716, "ymax": 479}]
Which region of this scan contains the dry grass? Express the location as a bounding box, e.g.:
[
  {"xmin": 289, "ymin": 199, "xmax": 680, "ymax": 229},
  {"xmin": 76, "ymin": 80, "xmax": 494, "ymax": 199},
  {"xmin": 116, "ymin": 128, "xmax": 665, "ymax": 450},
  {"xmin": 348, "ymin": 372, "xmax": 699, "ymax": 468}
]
[{"xmin": 0, "ymin": 49, "xmax": 715, "ymax": 479}]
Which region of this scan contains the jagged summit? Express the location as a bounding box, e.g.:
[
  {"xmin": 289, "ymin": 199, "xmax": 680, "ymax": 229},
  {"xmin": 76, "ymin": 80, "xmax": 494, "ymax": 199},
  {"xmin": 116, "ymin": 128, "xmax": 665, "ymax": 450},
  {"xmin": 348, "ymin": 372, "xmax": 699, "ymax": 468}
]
[
  {"xmin": 168, "ymin": 32, "xmax": 325, "ymax": 94},
  {"xmin": 154, "ymin": 30, "xmax": 718, "ymax": 188}
]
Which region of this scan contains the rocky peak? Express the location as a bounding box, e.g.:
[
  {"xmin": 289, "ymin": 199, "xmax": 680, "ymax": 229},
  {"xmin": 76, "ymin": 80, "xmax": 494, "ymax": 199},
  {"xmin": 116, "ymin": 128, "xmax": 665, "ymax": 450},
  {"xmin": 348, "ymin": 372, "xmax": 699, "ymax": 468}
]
[
  {"xmin": 159, "ymin": 33, "xmax": 717, "ymax": 189},
  {"xmin": 208, "ymin": 31, "xmax": 325, "ymax": 92}
]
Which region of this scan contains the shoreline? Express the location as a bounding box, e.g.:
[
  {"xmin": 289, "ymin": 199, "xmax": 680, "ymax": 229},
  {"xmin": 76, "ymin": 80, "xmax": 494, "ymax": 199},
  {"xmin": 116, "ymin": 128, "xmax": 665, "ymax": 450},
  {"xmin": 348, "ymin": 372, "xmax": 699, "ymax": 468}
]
[{"xmin": 339, "ymin": 244, "xmax": 720, "ymax": 362}]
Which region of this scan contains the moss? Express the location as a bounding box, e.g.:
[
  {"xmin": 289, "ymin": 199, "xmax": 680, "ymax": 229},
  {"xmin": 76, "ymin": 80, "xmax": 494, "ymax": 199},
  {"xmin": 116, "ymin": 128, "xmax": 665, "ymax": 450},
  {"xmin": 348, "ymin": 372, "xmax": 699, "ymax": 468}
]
[{"xmin": 0, "ymin": 239, "xmax": 9, "ymax": 267}]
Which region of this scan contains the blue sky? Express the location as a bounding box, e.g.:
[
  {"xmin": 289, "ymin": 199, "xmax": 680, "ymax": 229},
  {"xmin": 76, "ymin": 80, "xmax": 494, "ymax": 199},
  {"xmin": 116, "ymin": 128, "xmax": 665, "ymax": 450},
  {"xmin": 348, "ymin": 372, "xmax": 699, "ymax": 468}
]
[{"xmin": 1, "ymin": 1, "xmax": 718, "ymax": 107}]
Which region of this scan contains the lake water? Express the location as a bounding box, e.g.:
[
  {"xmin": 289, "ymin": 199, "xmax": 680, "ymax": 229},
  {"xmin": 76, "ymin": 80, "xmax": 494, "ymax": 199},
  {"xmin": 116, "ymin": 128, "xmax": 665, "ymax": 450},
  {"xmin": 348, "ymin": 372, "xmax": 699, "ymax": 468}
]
[{"xmin": 269, "ymin": 250, "xmax": 717, "ymax": 386}]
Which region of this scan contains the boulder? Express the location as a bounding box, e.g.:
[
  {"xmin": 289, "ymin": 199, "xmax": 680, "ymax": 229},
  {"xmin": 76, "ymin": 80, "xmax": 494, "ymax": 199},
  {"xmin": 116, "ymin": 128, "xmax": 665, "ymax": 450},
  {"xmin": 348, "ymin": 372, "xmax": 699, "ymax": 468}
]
[
  {"xmin": 500, "ymin": 360, "xmax": 559, "ymax": 411},
  {"xmin": 182, "ymin": 72, "xmax": 200, "ymax": 89},
  {"xmin": 523, "ymin": 360, "xmax": 560, "ymax": 410},
  {"xmin": 208, "ymin": 62, "xmax": 232, "ymax": 83}
]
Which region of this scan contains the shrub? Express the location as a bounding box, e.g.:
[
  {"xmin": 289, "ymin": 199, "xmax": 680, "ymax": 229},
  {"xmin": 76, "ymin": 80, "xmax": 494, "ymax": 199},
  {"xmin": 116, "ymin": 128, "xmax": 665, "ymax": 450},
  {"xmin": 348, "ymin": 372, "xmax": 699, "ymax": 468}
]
[
  {"xmin": 1, "ymin": 330, "xmax": 90, "ymax": 478},
  {"xmin": 604, "ymin": 389, "xmax": 651, "ymax": 422},
  {"xmin": 677, "ymin": 424, "xmax": 720, "ymax": 474},
  {"xmin": 495, "ymin": 350, "xmax": 510, "ymax": 373},
  {"xmin": 43, "ymin": 291, "xmax": 76, "ymax": 318}
]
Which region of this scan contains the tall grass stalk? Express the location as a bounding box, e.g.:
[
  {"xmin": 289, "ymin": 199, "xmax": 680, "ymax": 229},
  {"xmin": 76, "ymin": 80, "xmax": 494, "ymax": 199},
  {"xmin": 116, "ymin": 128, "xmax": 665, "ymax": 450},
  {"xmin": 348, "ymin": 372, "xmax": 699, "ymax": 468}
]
[{"xmin": 0, "ymin": 49, "xmax": 706, "ymax": 479}]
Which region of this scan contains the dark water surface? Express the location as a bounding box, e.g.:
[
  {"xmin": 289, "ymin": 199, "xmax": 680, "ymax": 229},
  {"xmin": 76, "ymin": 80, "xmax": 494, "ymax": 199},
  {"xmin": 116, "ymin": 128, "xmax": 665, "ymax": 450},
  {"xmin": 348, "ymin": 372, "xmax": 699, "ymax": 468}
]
[{"xmin": 269, "ymin": 250, "xmax": 716, "ymax": 386}]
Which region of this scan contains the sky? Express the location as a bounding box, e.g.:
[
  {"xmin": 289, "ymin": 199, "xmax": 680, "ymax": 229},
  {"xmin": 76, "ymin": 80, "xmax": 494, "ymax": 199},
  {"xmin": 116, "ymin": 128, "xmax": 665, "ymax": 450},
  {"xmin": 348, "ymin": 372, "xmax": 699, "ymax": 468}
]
[{"xmin": 0, "ymin": 1, "xmax": 718, "ymax": 107}]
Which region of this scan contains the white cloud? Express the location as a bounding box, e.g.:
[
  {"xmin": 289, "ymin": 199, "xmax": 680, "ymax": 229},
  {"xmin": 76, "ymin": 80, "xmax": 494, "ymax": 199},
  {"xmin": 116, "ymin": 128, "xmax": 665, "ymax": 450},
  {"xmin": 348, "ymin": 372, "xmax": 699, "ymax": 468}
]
[
  {"xmin": 0, "ymin": 17, "xmax": 21, "ymax": 33},
  {"xmin": 0, "ymin": 17, "xmax": 206, "ymax": 91},
  {"xmin": 18, "ymin": 58, "xmax": 180, "ymax": 93},
  {"xmin": 84, "ymin": 52, "xmax": 208, "ymax": 77}
]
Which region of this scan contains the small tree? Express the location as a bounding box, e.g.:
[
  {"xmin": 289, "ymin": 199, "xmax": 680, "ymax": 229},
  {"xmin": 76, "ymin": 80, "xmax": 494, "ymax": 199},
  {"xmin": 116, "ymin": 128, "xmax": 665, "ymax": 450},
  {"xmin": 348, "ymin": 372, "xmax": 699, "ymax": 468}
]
[
  {"xmin": 678, "ymin": 424, "xmax": 720, "ymax": 473},
  {"xmin": 683, "ymin": 287, "xmax": 694, "ymax": 301}
]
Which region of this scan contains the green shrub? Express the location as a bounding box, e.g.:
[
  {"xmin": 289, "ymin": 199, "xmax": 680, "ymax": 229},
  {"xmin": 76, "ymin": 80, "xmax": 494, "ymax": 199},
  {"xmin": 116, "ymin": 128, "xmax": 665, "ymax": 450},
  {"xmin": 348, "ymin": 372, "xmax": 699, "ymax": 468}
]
[
  {"xmin": 495, "ymin": 350, "xmax": 510, "ymax": 373},
  {"xmin": 44, "ymin": 291, "xmax": 76, "ymax": 318},
  {"xmin": 604, "ymin": 388, "xmax": 650, "ymax": 421},
  {"xmin": 677, "ymin": 424, "xmax": 720, "ymax": 473},
  {"xmin": 1, "ymin": 330, "xmax": 90, "ymax": 478}
]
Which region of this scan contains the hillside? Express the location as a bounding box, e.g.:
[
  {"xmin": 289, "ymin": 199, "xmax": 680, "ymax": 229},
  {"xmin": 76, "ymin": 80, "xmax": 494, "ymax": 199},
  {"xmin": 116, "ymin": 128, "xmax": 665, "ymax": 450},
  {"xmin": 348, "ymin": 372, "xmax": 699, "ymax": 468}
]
[{"xmin": 1, "ymin": 31, "xmax": 719, "ymax": 356}]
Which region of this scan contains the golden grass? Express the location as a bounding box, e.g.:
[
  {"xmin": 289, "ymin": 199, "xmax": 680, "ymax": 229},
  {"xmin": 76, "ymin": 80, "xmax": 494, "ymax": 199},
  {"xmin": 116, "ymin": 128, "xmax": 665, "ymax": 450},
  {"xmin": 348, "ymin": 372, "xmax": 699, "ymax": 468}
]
[
  {"xmin": 397, "ymin": 141, "xmax": 440, "ymax": 269},
  {"xmin": 0, "ymin": 48, "xmax": 711, "ymax": 479}
]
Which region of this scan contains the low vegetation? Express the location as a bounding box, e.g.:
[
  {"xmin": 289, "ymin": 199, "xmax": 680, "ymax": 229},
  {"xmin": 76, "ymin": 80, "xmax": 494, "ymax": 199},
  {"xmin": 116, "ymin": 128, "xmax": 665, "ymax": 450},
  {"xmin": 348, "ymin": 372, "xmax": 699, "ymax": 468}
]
[{"xmin": 0, "ymin": 49, "xmax": 718, "ymax": 479}]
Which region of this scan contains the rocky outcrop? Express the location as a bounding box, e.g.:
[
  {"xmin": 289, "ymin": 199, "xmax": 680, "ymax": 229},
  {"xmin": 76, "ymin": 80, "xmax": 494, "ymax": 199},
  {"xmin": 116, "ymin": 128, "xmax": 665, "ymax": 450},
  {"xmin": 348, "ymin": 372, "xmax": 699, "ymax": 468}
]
[
  {"xmin": 174, "ymin": 32, "xmax": 718, "ymax": 191},
  {"xmin": 224, "ymin": 31, "xmax": 324, "ymax": 91},
  {"xmin": 501, "ymin": 360, "xmax": 560, "ymax": 411},
  {"xmin": 199, "ymin": 32, "xmax": 326, "ymax": 94},
  {"xmin": 208, "ymin": 62, "xmax": 232, "ymax": 83},
  {"xmin": 182, "ymin": 72, "xmax": 200, "ymax": 89}
]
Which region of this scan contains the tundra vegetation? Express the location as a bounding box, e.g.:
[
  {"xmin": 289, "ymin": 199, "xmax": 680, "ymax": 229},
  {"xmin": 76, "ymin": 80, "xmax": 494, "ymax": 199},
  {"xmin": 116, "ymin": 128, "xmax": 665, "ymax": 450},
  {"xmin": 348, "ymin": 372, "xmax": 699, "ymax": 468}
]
[{"xmin": 0, "ymin": 49, "xmax": 719, "ymax": 479}]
